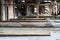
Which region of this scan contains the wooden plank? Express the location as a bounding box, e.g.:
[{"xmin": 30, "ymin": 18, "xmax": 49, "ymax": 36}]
[{"xmin": 0, "ymin": 28, "xmax": 50, "ymax": 36}]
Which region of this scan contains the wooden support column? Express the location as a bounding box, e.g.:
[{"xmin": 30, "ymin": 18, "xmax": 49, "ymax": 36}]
[
  {"xmin": 8, "ymin": 0, "xmax": 14, "ymax": 20},
  {"xmin": 27, "ymin": 6, "xmax": 30, "ymax": 16},
  {"xmin": 1, "ymin": 0, "xmax": 6, "ymax": 21},
  {"xmin": 36, "ymin": 2, "xmax": 39, "ymax": 18}
]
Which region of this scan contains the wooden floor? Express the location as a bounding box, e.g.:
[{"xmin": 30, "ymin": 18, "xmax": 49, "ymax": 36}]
[
  {"xmin": 0, "ymin": 28, "xmax": 60, "ymax": 36},
  {"xmin": 0, "ymin": 22, "xmax": 53, "ymax": 28},
  {"xmin": 0, "ymin": 28, "xmax": 50, "ymax": 36}
]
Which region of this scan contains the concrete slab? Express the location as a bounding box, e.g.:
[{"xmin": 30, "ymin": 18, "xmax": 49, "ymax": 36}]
[{"xmin": 0, "ymin": 28, "xmax": 50, "ymax": 36}]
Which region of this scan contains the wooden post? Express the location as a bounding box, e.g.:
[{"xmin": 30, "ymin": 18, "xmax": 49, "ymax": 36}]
[
  {"xmin": 1, "ymin": 0, "xmax": 6, "ymax": 21},
  {"xmin": 36, "ymin": 1, "xmax": 39, "ymax": 18},
  {"xmin": 8, "ymin": 0, "xmax": 14, "ymax": 20}
]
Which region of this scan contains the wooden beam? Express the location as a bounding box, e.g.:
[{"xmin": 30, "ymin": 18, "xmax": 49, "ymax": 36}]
[{"xmin": 0, "ymin": 28, "xmax": 50, "ymax": 36}]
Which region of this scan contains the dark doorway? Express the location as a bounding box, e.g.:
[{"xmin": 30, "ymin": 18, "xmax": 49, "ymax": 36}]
[
  {"xmin": 20, "ymin": 5, "xmax": 26, "ymax": 16},
  {"xmin": 14, "ymin": 0, "xmax": 26, "ymax": 17}
]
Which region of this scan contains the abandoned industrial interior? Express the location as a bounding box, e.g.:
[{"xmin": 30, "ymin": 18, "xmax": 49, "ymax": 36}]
[
  {"xmin": 0, "ymin": 0, "xmax": 60, "ymax": 27},
  {"xmin": 0, "ymin": 0, "xmax": 60, "ymax": 36}
]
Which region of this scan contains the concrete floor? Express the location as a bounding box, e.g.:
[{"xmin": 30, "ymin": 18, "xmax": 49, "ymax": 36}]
[
  {"xmin": 0, "ymin": 28, "xmax": 60, "ymax": 36},
  {"xmin": 0, "ymin": 22, "xmax": 53, "ymax": 28},
  {"xmin": 0, "ymin": 32, "xmax": 60, "ymax": 40}
]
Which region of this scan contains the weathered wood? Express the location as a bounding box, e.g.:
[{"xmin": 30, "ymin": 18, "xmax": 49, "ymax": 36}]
[{"xmin": 0, "ymin": 28, "xmax": 50, "ymax": 36}]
